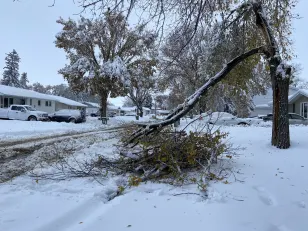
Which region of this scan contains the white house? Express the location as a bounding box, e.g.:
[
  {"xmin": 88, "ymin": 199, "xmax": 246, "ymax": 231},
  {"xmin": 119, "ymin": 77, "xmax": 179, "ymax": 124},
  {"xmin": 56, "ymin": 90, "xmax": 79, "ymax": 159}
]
[
  {"xmin": 251, "ymin": 86, "xmax": 308, "ymax": 118},
  {"xmin": 0, "ymin": 85, "xmax": 87, "ymax": 113}
]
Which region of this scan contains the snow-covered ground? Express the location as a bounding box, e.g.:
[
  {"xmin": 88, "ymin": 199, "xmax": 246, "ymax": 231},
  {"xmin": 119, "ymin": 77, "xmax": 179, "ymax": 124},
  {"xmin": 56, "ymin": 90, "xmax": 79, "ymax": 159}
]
[
  {"xmin": 1, "ymin": 121, "xmax": 308, "ymax": 231},
  {"xmin": 0, "ymin": 116, "xmax": 153, "ymax": 141}
]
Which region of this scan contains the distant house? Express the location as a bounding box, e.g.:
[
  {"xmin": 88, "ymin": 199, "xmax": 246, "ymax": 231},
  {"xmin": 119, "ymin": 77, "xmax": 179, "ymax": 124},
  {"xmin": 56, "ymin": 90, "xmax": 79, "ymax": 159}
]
[
  {"xmin": 251, "ymin": 86, "xmax": 308, "ymax": 118},
  {"xmin": 0, "ymin": 85, "xmax": 87, "ymax": 113},
  {"xmin": 120, "ymin": 106, "xmax": 151, "ymax": 116},
  {"xmin": 151, "ymin": 108, "xmax": 170, "ymax": 116},
  {"xmin": 82, "ymin": 102, "xmax": 100, "ymax": 115}
]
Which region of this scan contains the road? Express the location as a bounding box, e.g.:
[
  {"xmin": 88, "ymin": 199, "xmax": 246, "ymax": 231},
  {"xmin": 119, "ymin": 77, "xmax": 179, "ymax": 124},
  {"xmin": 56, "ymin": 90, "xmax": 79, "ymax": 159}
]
[{"xmin": 0, "ymin": 125, "xmax": 126, "ymax": 183}]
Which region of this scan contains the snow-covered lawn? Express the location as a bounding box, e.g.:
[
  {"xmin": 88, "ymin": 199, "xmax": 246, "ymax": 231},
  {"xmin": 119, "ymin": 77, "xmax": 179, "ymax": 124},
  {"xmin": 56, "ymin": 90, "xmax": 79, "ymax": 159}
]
[
  {"xmin": 0, "ymin": 116, "xmax": 153, "ymax": 141},
  {"xmin": 0, "ymin": 117, "xmax": 101, "ymax": 141},
  {"xmin": 1, "ymin": 124, "xmax": 308, "ymax": 231}
]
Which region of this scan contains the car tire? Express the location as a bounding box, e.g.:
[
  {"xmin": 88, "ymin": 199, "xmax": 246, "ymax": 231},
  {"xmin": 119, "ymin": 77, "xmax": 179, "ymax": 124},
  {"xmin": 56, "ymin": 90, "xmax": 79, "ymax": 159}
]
[
  {"xmin": 69, "ymin": 118, "xmax": 76, "ymax": 123},
  {"xmin": 28, "ymin": 116, "xmax": 37, "ymax": 121},
  {"xmin": 238, "ymin": 122, "xmax": 248, "ymax": 126}
]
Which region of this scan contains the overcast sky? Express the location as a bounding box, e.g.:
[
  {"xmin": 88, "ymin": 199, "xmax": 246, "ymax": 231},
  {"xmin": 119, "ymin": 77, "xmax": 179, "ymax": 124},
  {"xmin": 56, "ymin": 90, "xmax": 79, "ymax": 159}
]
[{"xmin": 0, "ymin": 0, "xmax": 307, "ymax": 86}]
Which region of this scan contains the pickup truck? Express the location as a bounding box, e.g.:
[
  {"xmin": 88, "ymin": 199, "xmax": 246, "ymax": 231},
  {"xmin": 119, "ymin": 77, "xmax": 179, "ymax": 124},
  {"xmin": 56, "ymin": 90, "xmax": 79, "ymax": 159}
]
[{"xmin": 0, "ymin": 105, "xmax": 49, "ymax": 121}]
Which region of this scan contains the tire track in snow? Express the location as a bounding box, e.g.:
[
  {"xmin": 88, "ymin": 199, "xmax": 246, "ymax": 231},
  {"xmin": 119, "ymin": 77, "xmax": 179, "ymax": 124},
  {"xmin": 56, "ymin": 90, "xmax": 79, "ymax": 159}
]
[
  {"xmin": 253, "ymin": 186, "xmax": 277, "ymax": 206},
  {"xmin": 31, "ymin": 198, "xmax": 103, "ymax": 231}
]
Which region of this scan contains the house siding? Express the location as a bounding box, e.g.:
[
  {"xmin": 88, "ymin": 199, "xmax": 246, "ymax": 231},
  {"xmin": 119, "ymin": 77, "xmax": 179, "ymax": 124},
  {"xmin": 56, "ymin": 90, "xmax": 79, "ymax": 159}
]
[
  {"xmin": 55, "ymin": 102, "xmax": 81, "ymax": 111},
  {"xmin": 288, "ymin": 104, "xmax": 294, "ymax": 113},
  {"xmin": 28, "ymin": 98, "xmax": 56, "ymax": 113},
  {"xmin": 294, "ymin": 95, "xmax": 308, "ymax": 116}
]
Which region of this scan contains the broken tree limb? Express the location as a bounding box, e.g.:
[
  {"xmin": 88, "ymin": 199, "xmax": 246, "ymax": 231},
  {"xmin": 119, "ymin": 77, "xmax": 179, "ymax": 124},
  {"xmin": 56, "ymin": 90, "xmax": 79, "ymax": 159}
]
[{"xmin": 125, "ymin": 46, "xmax": 266, "ymax": 145}]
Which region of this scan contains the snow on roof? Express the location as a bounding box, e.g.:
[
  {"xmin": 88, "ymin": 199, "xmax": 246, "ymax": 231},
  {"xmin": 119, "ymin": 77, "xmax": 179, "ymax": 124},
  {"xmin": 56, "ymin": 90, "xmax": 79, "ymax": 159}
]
[
  {"xmin": 0, "ymin": 85, "xmax": 52, "ymax": 100},
  {"xmin": 49, "ymin": 95, "xmax": 87, "ymax": 107},
  {"xmin": 121, "ymin": 107, "xmax": 135, "ymax": 112},
  {"xmin": 120, "ymin": 106, "xmax": 150, "ymax": 111},
  {"xmin": 84, "ymin": 101, "xmax": 100, "ymax": 108},
  {"xmin": 255, "ymin": 104, "xmax": 271, "ymax": 108},
  {"xmin": 108, "ymin": 97, "xmax": 125, "ymax": 107},
  {"xmin": 288, "ymin": 89, "xmax": 308, "ymax": 104},
  {"xmin": 108, "ymin": 105, "xmax": 120, "ymax": 110},
  {"xmin": 0, "ymin": 84, "xmax": 86, "ymax": 107}
]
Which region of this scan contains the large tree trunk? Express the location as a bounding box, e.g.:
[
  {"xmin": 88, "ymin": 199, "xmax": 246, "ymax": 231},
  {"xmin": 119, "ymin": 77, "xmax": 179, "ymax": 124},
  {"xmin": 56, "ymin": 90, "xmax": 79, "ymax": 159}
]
[
  {"xmin": 252, "ymin": 2, "xmax": 291, "ymax": 149},
  {"xmin": 100, "ymin": 90, "xmax": 108, "ymax": 118},
  {"xmin": 270, "ymin": 59, "xmax": 290, "ymax": 149},
  {"xmin": 136, "ymin": 103, "xmax": 143, "ymax": 118}
]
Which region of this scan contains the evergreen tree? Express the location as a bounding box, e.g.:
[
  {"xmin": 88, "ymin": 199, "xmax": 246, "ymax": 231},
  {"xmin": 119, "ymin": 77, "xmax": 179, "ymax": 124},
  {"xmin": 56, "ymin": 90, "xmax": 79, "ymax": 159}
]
[
  {"xmin": 20, "ymin": 72, "xmax": 29, "ymax": 89},
  {"xmin": 1, "ymin": 49, "xmax": 21, "ymax": 87}
]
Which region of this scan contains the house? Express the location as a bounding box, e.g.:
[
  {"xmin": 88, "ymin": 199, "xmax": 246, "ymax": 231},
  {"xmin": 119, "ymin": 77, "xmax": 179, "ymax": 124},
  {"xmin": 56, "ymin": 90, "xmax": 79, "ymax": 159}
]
[
  {"xmin": 120, "ymin": 106, "xmax": 151, "ymax": 116},
  {"xmin": 0, "ymin": 85, "xmax": 87, "ymax": 113},
  {"xmin": 82, "ymin": 102, "xmax": 100, "ymax": 115},
  {"xmin": 251, "ymin": 86, "xmax": 308, "ymax": 118},
  {"xmin": 150, "ymin": 108, "xmax": 170, "ymax": 116}
]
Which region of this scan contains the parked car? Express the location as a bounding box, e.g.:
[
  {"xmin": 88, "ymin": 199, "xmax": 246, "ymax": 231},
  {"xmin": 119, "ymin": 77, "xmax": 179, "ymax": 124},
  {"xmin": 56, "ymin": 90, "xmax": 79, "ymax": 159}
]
[
  {"xmin": 263, "ymin": 113, "xmax": 308, "ymax": 125},
  {"xmin": 201, "ymin": 112, "xmax": 259, "ymax": 126},
  {"xmin": 91, "ymin": 110, "xmax": 116, "ymax": 117},
  {"xmin": 0, "ymin": 105, "xmax": 49, "ymax": 121},
  {"xmin": 49, "ymin": 109, "xmax": 86, "ymax": 123},
  {"xmin": 90, "ymin": 110, "xmax": 100, "ymax": 117}
]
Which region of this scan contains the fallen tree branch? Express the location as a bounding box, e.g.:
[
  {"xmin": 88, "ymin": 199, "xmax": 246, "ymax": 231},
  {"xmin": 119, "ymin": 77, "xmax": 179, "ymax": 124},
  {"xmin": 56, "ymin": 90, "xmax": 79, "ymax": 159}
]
[{"xmin": 126, "ymin": 45, "xmax": 266, "ymax": 145}]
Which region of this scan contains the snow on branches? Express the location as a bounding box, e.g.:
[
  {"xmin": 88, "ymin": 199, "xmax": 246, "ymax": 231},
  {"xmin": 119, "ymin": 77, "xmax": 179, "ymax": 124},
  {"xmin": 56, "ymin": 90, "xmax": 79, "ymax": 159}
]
[
  {"xmin": 56, "ymin": 12, "xmax": 156, "ymax": 98},
  {"xmin": 276, "ymin": 61, "xmax": 292, "ymax": 79}
]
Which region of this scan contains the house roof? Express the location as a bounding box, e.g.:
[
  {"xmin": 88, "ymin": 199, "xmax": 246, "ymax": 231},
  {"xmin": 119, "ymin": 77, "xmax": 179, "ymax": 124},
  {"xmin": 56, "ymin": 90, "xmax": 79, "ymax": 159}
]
[
  {"xmin": 121, "ymin": 106, "xmax": 151, "ymax": 111},
  {"xmin": 0, "ymin": 85, "xmax": 52, "ymax": 100},
  {"xmin": 288, "ymin": 89, "xmax": 308, "ymax": 104},
  {"xmin": 49, "ymin": 95, "xmax": 87, "ymax": 107},
  {"xmin": 255, "ymin": 104, "xmax": 271, "ymax": 109},
  {"xmin": 0, "ymin": 84, "xmax": 86, "ymax": 107},
  {"xmin": 83, "ymin": 102, "xmax": 100, "ymax": 108}
]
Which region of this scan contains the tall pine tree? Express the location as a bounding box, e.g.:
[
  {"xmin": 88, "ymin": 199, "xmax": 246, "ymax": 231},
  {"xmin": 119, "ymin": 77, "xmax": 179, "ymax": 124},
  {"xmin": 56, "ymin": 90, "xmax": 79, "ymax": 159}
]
[
  {"xmin": 1, "ymin": 49, "xmax": 21, "ymax": 87},
  {"xmin": 20, "ymin": 72, "xmax": 29, "ymax": 89}
]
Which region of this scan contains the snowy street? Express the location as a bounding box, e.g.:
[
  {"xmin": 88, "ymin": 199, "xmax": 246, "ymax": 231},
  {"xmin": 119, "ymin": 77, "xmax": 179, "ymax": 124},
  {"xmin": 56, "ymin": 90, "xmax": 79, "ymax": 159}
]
[
  {"xmin": 0, "ymin": 116, "xmax": 153, "ymax": 142},
  {"xmin": 1, "ymin": 122, "xmax": 308, "ymax": 231}
]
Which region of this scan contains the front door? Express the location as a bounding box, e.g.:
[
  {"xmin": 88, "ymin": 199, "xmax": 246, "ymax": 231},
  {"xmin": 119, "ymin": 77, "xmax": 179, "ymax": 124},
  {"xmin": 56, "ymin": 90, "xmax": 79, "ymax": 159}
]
[{"xmin": 300, "ymin": 102, "xmax": 308, "ymax": 119}]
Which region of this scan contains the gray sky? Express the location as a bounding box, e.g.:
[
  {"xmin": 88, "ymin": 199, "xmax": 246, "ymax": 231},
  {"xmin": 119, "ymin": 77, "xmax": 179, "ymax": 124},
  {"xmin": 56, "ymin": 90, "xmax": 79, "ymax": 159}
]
[{"xmin": 0, "ymin": 0, "xmax": 307, "ymax": 86}]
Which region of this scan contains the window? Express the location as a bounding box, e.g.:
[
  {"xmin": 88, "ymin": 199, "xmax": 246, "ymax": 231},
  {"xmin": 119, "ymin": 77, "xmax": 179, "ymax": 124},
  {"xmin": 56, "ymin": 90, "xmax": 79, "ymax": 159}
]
[
  {"xmin": 38, "ymin": 100, "xmax": 41, "ymax": 106},
  {"xmin": 0, "ymin": 96, "xmax": 3, "ymax": 108},
  {"xmin": 300, "ymin": 102, "xmax": 308, "ymax": 119},
  {"xmin": 20, "ymin": 98, "xmax": 26, "ymax": 105},
  {"xmin": 30, "ymin": 99, "xmax": 32, "ymax": 105},
  {"xmin": 9, "ymin": 98, "xmax": 13, "ymax": 106},
  {"xmin": 4, "ymin": 98, "xmax": 8, "ymax": 108},
  {"xmin": 45, "ymin": 101, "xmax": 52, "ymax": 107},
  {"xmin": 11, "ymin": 106, "xmax": 23, "ymax": 111}
]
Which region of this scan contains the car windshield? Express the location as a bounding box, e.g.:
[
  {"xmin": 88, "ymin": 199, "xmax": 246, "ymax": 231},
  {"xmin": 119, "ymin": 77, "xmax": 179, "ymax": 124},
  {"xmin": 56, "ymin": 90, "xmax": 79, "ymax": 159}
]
[{"xmin": 24, "ymin": 106, "xmax": 36, "ymax": 111}]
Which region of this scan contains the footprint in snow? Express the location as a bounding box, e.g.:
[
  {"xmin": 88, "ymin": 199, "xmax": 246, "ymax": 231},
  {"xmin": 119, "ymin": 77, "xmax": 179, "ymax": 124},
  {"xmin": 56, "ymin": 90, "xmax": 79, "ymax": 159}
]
[
  {"xmin": 267, "ymin": 224, "xmax": 292, "ymax": 231},
  {"xmin": 294, "ymin": 201, "xmax": 306, "ymax": 208},
  {"xmin": 253, "ymin": 186, "xmax": 277, "ymax": 206}
]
